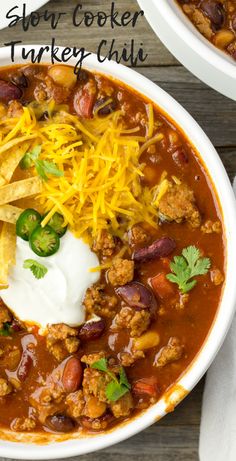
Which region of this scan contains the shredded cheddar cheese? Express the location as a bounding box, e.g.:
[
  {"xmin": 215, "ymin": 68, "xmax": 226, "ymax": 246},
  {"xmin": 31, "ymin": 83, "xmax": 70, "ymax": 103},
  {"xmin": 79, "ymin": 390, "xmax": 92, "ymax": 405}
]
[
  {"xmin": 172, "ymin": 175, "xmax": 181, "ymax": 185},
  {"xmin": 0, "ymin": 102, "xmax": 166, "ymax": 243}
]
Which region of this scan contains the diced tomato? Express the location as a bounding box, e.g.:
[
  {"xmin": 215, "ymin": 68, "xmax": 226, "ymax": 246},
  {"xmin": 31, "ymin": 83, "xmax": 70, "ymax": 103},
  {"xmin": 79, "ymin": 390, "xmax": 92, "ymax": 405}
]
[
  {"xmin": 132, "ymin": 377, "xmax": 159, "ymax": 397},
  {"xmin": 73, "ymin": 84, "xmax": 95, "ymax": 118},
  {"xmin": 151, "ymin": 272, "xmax": 175, "ymax": 300}
]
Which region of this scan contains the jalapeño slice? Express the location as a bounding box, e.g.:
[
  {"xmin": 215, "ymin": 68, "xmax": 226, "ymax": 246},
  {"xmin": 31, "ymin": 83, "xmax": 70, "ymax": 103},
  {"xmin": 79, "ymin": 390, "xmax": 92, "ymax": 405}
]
[
  {"xmin": 46, "ymin": 212, "xmax": 67, "ymax": 238},
  {"xmin": 29, "ymin": 225, "xmax": 60, "ymax": 257},
  {"xmin": 16, "ymin": 209, "xmax": 42, "ymax": 241}
]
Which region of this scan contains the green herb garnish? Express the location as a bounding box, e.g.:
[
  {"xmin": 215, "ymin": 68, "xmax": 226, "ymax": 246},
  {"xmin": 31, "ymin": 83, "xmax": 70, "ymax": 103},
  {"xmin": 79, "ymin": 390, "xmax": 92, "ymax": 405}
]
[
  {"xmin": 0, "ymin": 322, "xmax": 12, "ymax": 337},
  {"xmin": 35, "ymin": 159, "xmax": 63, "ymax": 181},
  {"xmin": 166, "ymin": 245, "xmax": 211, "ymax": 293},
  {"xmin": 91, "ymin": 358, "xmax": 131, "ymax": 402},
  {"xmin": 23, "ymin": 259, "xmax": 48, "ymax": 279},
  {"xmin": 20, "ymin": 145, "xmax": 63, "ymax": 180},
  {"xmin": 20, "ymin": 145, "xmax": 41, "ymax": 169}
]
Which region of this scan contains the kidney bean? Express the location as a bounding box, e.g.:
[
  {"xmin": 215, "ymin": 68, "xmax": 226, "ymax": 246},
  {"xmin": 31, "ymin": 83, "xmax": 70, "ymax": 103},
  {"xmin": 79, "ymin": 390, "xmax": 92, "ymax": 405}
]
[
  {"xmin": 17, "ymin": 350, "xmax": 33, "ymax": 382},
  {"xmin": 93, "ymin": 98, "xmax": 117, "ymax": 116},
  {"xmin": 0, "ymin": 80, "xmax": 22, "ymax": 103},
  {"xmin": 62, "ymin": 356, "xmax": 83, "ymax": 393},
  {"xmin": 116, "ymin": 282, "xmax": 154, "ymax": 309},
  {"xmin": 201, "ymin": 1, "xmax": 225, "ymax": 29},
  {"xmin": 46, "ymin": 414, "xmax": 75, "ymax": 433},
  {"xmin": 133, "ymin": 237, "xmax": 176, "ymax": 263},
  {"xmin": 11, "ymin": 73, "xmax": 28, "ymax": 88},
  {"xmin": 79, "ymin": 319, "xmax": 105, "ymax": 341}
]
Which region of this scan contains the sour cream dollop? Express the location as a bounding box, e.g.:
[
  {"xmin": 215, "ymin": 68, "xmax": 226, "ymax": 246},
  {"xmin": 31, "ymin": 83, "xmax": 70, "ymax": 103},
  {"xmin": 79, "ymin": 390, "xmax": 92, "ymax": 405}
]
[{"xmin": 1, "ymin": 232, "xmax": 100, "ymax": 328}]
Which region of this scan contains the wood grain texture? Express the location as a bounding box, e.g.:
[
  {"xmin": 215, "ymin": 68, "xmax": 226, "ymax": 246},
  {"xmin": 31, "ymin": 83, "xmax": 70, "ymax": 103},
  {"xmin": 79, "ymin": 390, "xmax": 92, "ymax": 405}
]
[
  {"xmin": 0, "ymin": 0, "xmax": 235, "ymax": 460},
  {"xmin": 0, "ymin": 0, "xmax": 177, "ymax": 66}
]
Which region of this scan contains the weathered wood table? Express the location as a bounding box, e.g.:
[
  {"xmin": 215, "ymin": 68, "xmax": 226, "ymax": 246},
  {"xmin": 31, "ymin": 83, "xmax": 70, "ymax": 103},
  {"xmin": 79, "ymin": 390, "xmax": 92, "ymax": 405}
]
[{"xmin": 0, "ymin": 1, "xmax": 235, "ymax": 460}]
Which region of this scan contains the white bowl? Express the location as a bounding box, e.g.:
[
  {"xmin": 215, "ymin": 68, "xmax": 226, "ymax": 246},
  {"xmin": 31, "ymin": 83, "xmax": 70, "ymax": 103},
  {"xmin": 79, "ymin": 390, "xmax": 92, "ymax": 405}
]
[
  {"xmin": 138, "ymin": 0, "xmax": 236, "ymax": 101},
  {"xmin": 0, "ymin": 45, "xmax": 236, "ymax": 459}
]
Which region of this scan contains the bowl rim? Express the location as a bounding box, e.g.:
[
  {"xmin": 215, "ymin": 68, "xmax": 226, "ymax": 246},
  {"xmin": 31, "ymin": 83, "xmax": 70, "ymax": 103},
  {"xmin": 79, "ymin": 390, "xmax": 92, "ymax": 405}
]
[
  {"xmin": 138, "ymin": 0, "xmax": 236, "ymax": 79},
  {"xmin": 0, "ymin": 45, "xmax": 236, "ymax": 459}
]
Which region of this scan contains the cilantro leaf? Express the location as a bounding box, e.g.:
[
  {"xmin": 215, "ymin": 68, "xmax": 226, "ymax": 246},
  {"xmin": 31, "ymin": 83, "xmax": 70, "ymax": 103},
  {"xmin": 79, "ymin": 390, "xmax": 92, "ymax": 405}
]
[
  {"xmin": 105, "ymin": 380, "xmax": 129, "ymax": 402},
  {"xmin": 166, "ymin": 245, "xmax": 211, "ymax": 293},
  {"xmin": 91, "ymin": 359, "xmax": 131, "ymax": 402},
  {"xmin": 20, "ymin": 145, "xmax": 41, "ymax": 169},
  {"xmin": 35, "ymin": 159, "xmax": 63, "ymax": 180},
  {"xmin": 91, "ymin": 358, "xmax": 108, "ymax": 373},
  {"xmin": 23, "ymin": 259, "xmax": 48, "ymax": 280},
  {"xmin": 0, "ymin": 322, "xmax": 12, "ymax": 337},
  {"xmin": 20, "ymin": 144, "xmax": 63, "ymax": 181},
  {"xmin": 119, "ymin": 367, "xmax": 131, "ymax": 390},
  {"xmin": 182, "ymin": 246, "xmax": 210, "ymax": 277}
]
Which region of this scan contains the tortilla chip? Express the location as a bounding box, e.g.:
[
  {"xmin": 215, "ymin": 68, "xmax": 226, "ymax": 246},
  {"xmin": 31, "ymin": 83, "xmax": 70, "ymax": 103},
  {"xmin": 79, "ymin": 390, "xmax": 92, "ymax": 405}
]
[
  {"xmin": 0, "ymin": 134, "xmax": 36, "ymax": 156},
  {"xmin": 0, "ymin": 142, "xmax": 30, "ymax": 186},
  {"xmin": 0, "ymin": 205, "xmax": 23, "ymax": 224},
  {"xmin": 0, "ymin": 177, "xmax": 42, "ymax": 206},
  {"xmin": 0, "ymin": 223, "xmax": 16, "ymax": 288}
]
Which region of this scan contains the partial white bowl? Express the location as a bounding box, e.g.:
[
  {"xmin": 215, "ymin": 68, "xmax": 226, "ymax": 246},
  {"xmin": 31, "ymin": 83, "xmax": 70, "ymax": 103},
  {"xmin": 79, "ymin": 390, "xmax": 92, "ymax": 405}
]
[
  {"xmin": 0, "ymin": 45, "xmax": 236, "ymax": 459},
  {"xmin": 0, "ymin": 0, "xmax": 49, "ymax": 31},
  {"xmin": 138, "ymin": 0, "xmax": 236, "ymax": 101}
]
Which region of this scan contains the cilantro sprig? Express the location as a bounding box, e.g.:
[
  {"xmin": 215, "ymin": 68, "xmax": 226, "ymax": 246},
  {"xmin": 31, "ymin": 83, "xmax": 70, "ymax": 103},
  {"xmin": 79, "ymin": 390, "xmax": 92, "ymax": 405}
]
[
  {"xmin": 166, "ymin": 245, "xmax": 211, "ymax": 294},
  {"xmin": 91, "ymin": 358, "xmax": 131, "ymax": 402},
  {"xmin": 0, "ymin": 322, "xmax": 12, "ymax": 337},
  {"xmin": 23, "ymin": 259, "xmax": 48, "ymax": 280},
  {"xmin": 20, "ymin": 145, "xmax": 63, "ymax": 181}
]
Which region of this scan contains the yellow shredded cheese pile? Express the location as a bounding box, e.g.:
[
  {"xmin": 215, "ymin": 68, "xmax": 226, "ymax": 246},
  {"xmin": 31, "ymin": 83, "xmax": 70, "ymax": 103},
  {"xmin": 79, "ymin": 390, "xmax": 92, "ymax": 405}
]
[{"xmin": 0, "ymin": 102, "xmax": 166, "ymax": 242}]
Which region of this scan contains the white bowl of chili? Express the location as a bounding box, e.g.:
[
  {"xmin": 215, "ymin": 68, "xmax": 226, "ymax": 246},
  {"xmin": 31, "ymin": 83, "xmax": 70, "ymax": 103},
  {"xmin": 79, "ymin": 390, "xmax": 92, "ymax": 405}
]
[
  {"xmin": 0, "ymin": 45, "xmax": 235, "ymax": 458},
  {"xmin": 138, "ymin": 0, "xmax": 236, "ymax": 101}
]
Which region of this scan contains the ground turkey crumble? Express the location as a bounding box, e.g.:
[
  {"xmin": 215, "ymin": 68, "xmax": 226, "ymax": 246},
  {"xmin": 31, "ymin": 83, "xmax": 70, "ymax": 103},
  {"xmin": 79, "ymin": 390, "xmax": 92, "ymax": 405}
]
[
  {"xmin": 130, "ymin": 224, "xmax": 150, "ymax": 245},
  {"xmin": 0, "ymin": 378, "xmax": 12, "ymax": 396},
  {"xmin": 107, "ymin": 258, "xmax": 134, "ymax": 286},
  {"xmin": 154, "ymin": 337, "xmax": 184, "ymax": 367},
  {"xmin": 210, "ymin": 268, "xmax": 224, "ymax": 286},
  {"xmin": 83, "ymin": 283, "xmax": 118, "ymax": 318},
  {"xmin": 66, "ymin": 353, "xmax": 134, "ymax": 421},
  {"xmin": 118, "ymin": 350, "xmax": 145, "ymax": 367},
  {"xmin": 182, "ymin": 4, "xmax": 213, "ymax": 40},
  {"xmin": 93, "ymin": 230, "xmax": 116, "ymax": 257},
  {"xmin": 201, "ymin": 220, "xmax": 221, "ymax": 234},
  {"xmin": 11, "ymin": 417, "xmax": 36, "ymax": 432},
  {"xmin": 112, "ymin": 306, "xmax": 150, "ymax": 337},
  {"xmin": 158, "ymin": 183, "xmax": 201, "ymax": 228},
  {"xmin": 46, "ymin": 324, "xmax": 80, "ymax": 361}
]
